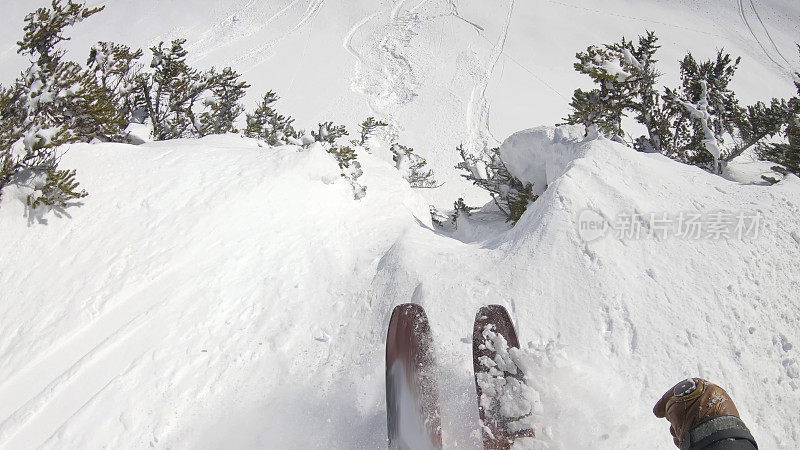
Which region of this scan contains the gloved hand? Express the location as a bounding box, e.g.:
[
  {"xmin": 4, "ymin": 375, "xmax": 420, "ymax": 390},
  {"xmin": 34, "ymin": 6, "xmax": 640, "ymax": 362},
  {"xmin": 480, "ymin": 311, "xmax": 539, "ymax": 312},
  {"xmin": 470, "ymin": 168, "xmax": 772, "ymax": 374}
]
[{"xmin": 653, "ymin": 378, "xmax": 741, "ymax": 448}]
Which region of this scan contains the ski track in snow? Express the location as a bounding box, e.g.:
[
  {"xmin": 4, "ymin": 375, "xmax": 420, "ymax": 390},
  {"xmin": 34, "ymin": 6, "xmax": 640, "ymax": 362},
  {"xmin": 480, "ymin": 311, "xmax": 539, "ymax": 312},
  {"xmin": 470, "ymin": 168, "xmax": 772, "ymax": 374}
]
[
  {"xmin": 738, "ymin": 0, "xmax": 792, "ymax": 73},
  {"xmin": 236, "ymin": 0, "xmax": 327, "ymax": 68},
  {"xmin": 343, "ymin": 12, "xmax": 380, "ymax": 71},
  {"xmin": 0, "ymin": 266, "xmax": 192, "ymax": 448},
  {"xmin": 345, "ymin": 0, "xmax": 428, "ymax": 132},
  {"xmin": 344, "ymin": 0, "xmax": 517, "ymax": 157},
  {"xmin": 188, "ymin": 0, "xmax": 304, "ymax": 63},
  {"xmin": 465, "ymin": 0, "xmax": 515, "ymax": 157},
  {"xmin": 747, "ymin": 0, "xmax": 796, "ymax": 71},
  {"xmin": 187, "ymin": 0, "xmax": 326, "ymax": 69},
  {"xmin": 544, "ymin": 0, "xmax": 724, "ymax": 37}
]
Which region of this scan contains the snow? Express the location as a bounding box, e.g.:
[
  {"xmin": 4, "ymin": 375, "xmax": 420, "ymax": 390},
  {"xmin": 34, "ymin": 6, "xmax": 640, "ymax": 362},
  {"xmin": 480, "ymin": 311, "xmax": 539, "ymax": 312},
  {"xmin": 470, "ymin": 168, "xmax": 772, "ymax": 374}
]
[
  {"xmin": 0, "ymin": 136, "xmax": 431, "ymax": 449},
  {"xmin": 475, "ymin": 325, "xmax": 540, "ymax": 434},
  {"xmin": 2, "ymin": 0, "xmax": 798, "ymax": 207},
  {"xmin": 600, "ymin": 59, "xmax": 632, "ymax": 82},
  {"xmin": 2, "ymin": 127, "xmax": 799, "ymax": 448},
  {"xmin": 1, "ymin": 0, "xmax": 799, "ymax": 448},
  {"xmin": 123, "ymin": 122, "xmax": 152, "ymax": 145}
]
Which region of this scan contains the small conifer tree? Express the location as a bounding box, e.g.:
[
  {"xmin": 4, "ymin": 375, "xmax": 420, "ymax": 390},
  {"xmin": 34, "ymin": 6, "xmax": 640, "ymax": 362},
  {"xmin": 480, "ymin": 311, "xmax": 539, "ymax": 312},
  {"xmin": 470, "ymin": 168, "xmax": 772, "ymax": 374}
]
[
  {"xmin": 758, "ymin": 66, "xmax": 800, "ymax": 178},
  {"xmin": 27, "ymin": 167, "xmax": 88, "ymax": 208},
  {"xmin": 86, "ymin": 41, "xmax": 144, "ymax": 126},
  {"xmin": 1, "ymin": 0, "xmax": 116, "ymax": 206},
  {"xmin": 564, "ymin": 32, "xmax": 670, "ymax": 150},
  {"xmin": 244, "ymin": 91, "xmax": 296, "ymax": 145},
  {"xmin": 664, "ymin": 51, "xmax": 745, "ymax": 169},
  {"xmin": 136, "ymin": 39, "xmax": 210, "ymax": 140},
  {"xmin": 450, "ymin": 197, "xmax": 477, "ymax": 228},
  {"xmin": 391, "ymin": 143, "xmax": 438, "ymax": 188},
  {"xmin": 456, "ymin": 144, "xmax": 536, "ymax": 223},
  {"xmin": 354, "ymin": 116, "xmax": 389, "ymax": 148},
  {"xmin": 328, "ymin": 144, "xmax": 366, "ymax": 200},
  {"xmin": 312, "ymin": 121, "xmax": 348, "ymax": 144},
  {"xmin": 199, "ymin": 67, "xmax": 250, "ymax": 135}
]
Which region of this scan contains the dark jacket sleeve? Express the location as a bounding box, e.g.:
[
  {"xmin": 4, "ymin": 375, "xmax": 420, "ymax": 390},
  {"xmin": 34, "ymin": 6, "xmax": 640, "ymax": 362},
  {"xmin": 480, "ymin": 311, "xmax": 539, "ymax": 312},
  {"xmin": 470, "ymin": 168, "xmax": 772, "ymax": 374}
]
[
  {"xmin": 701, "ymin": 438, "xmax": 757, "ymax": 450},
  {"xmin": 682, "ymin": 416, "xmax": 757, "ymax": 450}
]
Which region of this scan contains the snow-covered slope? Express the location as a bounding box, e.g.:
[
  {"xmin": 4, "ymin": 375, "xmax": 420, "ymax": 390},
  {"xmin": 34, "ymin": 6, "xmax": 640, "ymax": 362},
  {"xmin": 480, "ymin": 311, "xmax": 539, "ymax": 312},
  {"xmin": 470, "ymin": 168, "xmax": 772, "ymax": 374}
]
[
  {"xmin": 2, "ymin": 0, "xmax": 798, "ymax": 206},
  {"xmin": 2, "ymin": 0, "xmax": 800, "ymax": 448},
  {"xmin": 2, "ymin": 129, "xmax": 799, "ymax": 448},
  {"xmin": 0, "ymin": 137, "xmax": 432, "ymax": 448}
]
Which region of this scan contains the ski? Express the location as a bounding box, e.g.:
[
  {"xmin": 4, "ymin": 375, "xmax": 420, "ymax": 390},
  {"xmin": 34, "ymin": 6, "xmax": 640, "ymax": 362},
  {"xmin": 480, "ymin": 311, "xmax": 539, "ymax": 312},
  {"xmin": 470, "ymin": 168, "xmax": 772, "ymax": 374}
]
[
  {"xmin": 386, "ymin": 303, "xmax": 442, "ymax": 450},
  {"xmin": 472, "ymin": 305, "xmax": 535, "ymax": 449}
]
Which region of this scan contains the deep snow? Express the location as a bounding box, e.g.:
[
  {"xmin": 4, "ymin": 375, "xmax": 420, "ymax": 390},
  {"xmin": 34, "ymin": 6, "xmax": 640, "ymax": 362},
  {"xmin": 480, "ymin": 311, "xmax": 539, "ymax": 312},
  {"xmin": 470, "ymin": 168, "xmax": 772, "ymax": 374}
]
[
  {"xmin": 2, "ymin": 0, "xmax": 800, "ymax": 448},
  {"xmin": 1, "ymin": 128, "xmax": 799, "ymax": 448}
]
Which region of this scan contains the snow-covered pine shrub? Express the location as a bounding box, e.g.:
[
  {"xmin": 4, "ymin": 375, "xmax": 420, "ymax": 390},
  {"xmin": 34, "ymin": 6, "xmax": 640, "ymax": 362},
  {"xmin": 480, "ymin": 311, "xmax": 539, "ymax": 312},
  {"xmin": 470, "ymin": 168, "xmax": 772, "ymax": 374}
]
[
  {"xmin": 90, "ymin": 39, "xmax": 249, "ymax": 139},
  {"xmin": 456, "ymin": 144, "xmax": 536, "ymax": 223},
  {"xmin": 450, "ymin": 197, "xmax": 477, "ymax": 228},
  {"xmin": 198, "ymin": 67, "xmax": 250, "ymax": 135},
  {"xmin": 429, "ymin": 198, "xmax": 474, "ymax": 229},
  {"xmin": 429, "ymin": 205, "xmax": 450, "ymax": 227},
  {"xmin": 328, "ymin": 144, "xmax": 366, "ymax": 200},
  {"xmin": 563, "ymin": 33, "xmax": 792, "ymax": 175},
  {"xmin": 759, "ymin": 116, "xmax": 800, "ymax": 179},
  {"xmin": 758, "ymin": 67, "xmax": 800, "ymax": 178},
  {"xmin": 663, "ymin": 51, "xmax": 789, "ymax": 173},
  {"xmin": 134, "ymin": 39, "xmax": 211, "ymax": 140},
  {"xmin": 244, "ymin": 91, "xmax": 296, "ymax": 146},
  {"xmin": 390, "ymin": 143, "xmax": 438, "ymax": 188},
  {"xmin": 667, "ymin": 80, "xmax": 724, "ymax": 170},
  {"xmin": 26, "ymin": 167, "xmax": 87, "ymax": 209},
  {"xmin": 86, "ymin": 41, "xmax": 144, "ymax": 129},
  {"xmin": 1, "ymin": 0, "xmax": 121, "ymax": 207},
  {"xmin": 564, "ymin": 32, "xmax": 669, "ymax": 149},
  {"xmin": 136, "ymin": 40, "xmax": 249, "ymax": 139},
  {"xmin": 312, "ymin": 121, "xmax": 348, "ymax": 144},
  {"xmin": 353, "ymin": 116, "xmax": 389, "ymax": 149},
  {"xmin": 301, "ymin": 122, "xmax": 366, "ymax": 199},
  {"xmin": 663, "ymin": 51, "xmax": 745, "ymax": 170}
]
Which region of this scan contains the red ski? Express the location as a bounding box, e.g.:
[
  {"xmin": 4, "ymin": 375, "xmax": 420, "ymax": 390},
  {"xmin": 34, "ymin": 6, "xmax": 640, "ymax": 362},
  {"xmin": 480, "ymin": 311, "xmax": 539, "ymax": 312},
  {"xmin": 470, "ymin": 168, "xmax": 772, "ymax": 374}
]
[
  {"xmin": 473, "ymin": 305, "xmax": 535, "ymax": 449},
  {"xmin": 386, "ymin": 303, "xmax": 442, "ymax": 449}
]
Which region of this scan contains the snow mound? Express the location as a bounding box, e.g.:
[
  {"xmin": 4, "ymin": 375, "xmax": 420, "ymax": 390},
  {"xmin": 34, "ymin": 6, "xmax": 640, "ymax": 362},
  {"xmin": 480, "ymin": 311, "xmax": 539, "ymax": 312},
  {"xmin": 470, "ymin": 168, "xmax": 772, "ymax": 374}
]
[
  {"xmin": 494, "ymin": 127, "xmax": 800, "ymax": 448},
  {"xmin": 500, "ymin": 125, "xmax": 587, "ymax": 196}
]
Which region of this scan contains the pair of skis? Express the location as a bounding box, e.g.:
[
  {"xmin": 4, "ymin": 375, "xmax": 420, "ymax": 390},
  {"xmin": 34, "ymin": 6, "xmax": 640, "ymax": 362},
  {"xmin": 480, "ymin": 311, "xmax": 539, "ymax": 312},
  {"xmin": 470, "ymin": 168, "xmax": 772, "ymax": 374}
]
[{"xmin": 385, "ymin": 304, "xmax": 534, "ymax": 449}]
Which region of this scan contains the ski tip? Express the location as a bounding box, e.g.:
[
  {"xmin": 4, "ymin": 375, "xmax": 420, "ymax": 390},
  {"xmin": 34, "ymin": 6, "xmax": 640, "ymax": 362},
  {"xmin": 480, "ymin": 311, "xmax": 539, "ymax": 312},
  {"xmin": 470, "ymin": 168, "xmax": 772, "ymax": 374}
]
[
  {"xmin": 477, "ymin": 304, "xmax": 511, "ymax": 319},
  {"xmin": 474, "ymin": 304, "xmax": 513, "ymax": 329},
  {"xmin": 391, "ymin": 302, "xmax": 426, "ymax": 316},
  {"xmin": 473, "ymin": 304, "xmax": 520, "ymax": 349},
  {"xmin": 386, "ymin": 303, "xmax": 433, "ymax": 358}
]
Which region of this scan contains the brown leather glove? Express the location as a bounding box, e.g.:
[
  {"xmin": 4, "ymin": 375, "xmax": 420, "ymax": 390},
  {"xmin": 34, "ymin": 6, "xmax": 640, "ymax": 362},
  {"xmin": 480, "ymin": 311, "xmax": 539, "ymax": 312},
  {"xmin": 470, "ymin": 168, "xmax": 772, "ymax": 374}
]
[{"xmin": 653, "ymin": 378, "xmax": 740, "ymax": 448}]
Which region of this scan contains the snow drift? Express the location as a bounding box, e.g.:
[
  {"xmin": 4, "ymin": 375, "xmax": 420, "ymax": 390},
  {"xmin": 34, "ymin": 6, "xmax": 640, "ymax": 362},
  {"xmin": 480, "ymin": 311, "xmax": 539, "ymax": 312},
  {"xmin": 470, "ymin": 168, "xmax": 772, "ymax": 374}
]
[
  {"xmin": 498, "ymin": 127, "xmax": 800, "ymax": 448},
  {"xmin": 1, "ymin": 128, "xmax": 799, "ymax": 449}
]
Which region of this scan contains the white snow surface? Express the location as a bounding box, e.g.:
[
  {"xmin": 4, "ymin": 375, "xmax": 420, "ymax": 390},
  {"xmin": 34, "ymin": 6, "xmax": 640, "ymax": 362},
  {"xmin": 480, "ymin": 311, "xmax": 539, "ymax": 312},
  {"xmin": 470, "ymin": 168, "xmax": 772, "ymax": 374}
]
[
  {"xmin": 2, "ymin": 0, "xmax": 798, "ymax": 207},
  {"xmin": 2, "ymin": 128, "xmax": 799, "ymax": 448},
  {"xmin": 2, "ymin": 0, "xmax": 800, "ymax": 448}
]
